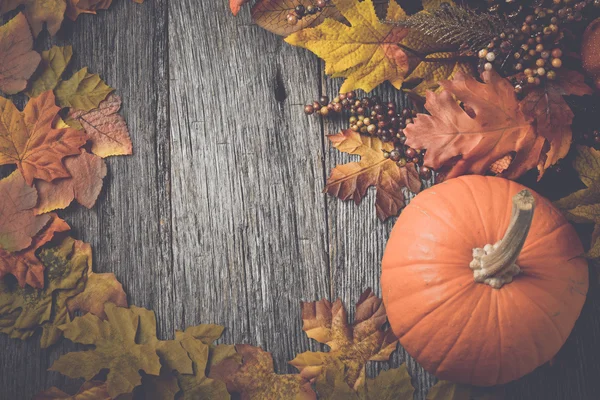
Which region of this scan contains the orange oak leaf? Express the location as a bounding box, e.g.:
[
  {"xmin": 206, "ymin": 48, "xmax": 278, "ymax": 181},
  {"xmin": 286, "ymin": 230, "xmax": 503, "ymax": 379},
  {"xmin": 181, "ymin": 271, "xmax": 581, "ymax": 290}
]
[
  {"xmin": 405, "ymin": 70, "xmax": 545, "ymax": 180},
  {"xmin": 0, "ymin": 170, "xmax": 50, "ymax": 253},
  {"xmin": 0, "ymin": 91, "xmax": 87, "ymax": 185},
  {"xmin": 0, "ymin": 13, "xmax": 41, "ymax": 95},
  {"xmin": 0, "ymin": 213, "xmax": 69, "ymax": 288},
  {"xmin": 0, "ymin": 0, "xmax": 67, "ymax": 37},
  {"xmin": 34, "ymin": 150, "xmax": 107, "ymax": 214},
  {"xmin": 325, "ymin": 129, "xmax": 421, "ymax": 221},
  {"xmin": 230, "ymin": 0, "xmax": 249, "ymax": 16},
  {"xmin": 67, "ymin": 93, "xmax": 132, "ymax": 158},
  {"xmin": 66, "ymin": 0, "xmax": 112, "ymax": 21},
  {"xmin": 252, "ymin": 0, "xmax": 344, "ymax": 36},
  {"xmin": 290, "ymin": 289, "xmax": 398, "ymax": 390},
  {"xmin": 67, "ymin": 270, "xmax": 127, "ymax": 319},
  {"xmin": 520, "ymin": 70, "xmax": 593, "ymax": 173}
]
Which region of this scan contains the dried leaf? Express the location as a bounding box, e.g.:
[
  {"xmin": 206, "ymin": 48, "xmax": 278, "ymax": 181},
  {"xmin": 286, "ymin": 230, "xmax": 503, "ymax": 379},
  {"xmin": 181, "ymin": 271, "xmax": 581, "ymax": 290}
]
[
  {"xmin": 34, "ymin": 150, "xmax": 107, "ymax": 214},
  {"xmin": 230, "ymin": 0, "xmax": 249, "ymax": 16},
  {"xmin": 0, "ymin": 91, "xmax": 87, "ymax": 185},
  {"xmin": 34, "ymin": 381, "xmax": 111, "ymax": 400},
  {"xmin": 0, "ymin": 213, "xmax": 69, "ymax": 288},
  {"xmin": 68, "ymin": 93, "xmax": 132, "ymax": 157},
  {"xmin": 405, "ymin": 70, "xmax": 545, "ymax": 180},
  {"xmin": 66, "ymin": 270, "xmax": 127, "ymax": 319},
  {"xmin": 140, "ymin": 374, "xmax": 181, "ymax": 400},
  {"xmin": 404, "ymin": 52, "xmax": 474, "ymax": 96},
  {"xmin": 26, "ymin": 45, "xmax": 74, "ymax": 98},
  {"xmin": 0, "ymin": 13, "xmax": 41, "ymax": 94},
  {"xmin": 50, "ymin": 304, "xmax": 163, "ymax": 398},
  {"xmin": 290, "ymin": 289, "xmax": 398, "ymax": 390},
  {"xmin": 325, "ymin": 129, "xmax": 421, "ymax": 221},
  {"xmin": 520, "ymin": 70, "xmax": 593, "ymax": 173},
  {"xmin": 66, "ymin": 0, "xmax": 113, "ymax": 21},
  {"xmin": 426, "ymin": 380, "xmax": 503, "ymax": 400},
  {"xmin": 210, "ymin": 344, "xmax": 316, "ymax": 400},
  {"xmin": 252, "ymin": 0, "xmax": 343, "ymax": 36},
  {"xmin": 0, "ymin": 0, "xmax": 67, "ymax": 37},
  {"xmin": 55, "ymin": 67, "xmax": 114, "ymax": 111}
]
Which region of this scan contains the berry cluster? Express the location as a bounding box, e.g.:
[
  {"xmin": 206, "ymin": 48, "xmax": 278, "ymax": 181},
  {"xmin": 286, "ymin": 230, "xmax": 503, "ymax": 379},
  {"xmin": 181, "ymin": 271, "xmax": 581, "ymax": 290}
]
[
  {"xmin": 286, "ymin": 1, "xmax": 331, "ymax": 25},
  {"xmin": 304, "ymin": 93, "xmax": 433, "ymax": 179}
]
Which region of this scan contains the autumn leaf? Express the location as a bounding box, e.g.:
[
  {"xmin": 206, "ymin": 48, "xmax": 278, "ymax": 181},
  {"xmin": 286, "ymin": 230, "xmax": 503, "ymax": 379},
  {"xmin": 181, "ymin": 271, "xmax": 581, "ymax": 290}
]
[
  {"xmin": 210, "ymin": 344, "xmax": 316, "ymax": 400},
  {"xmin": 66, "ymin": 0, "xmax": 113, "ymax": 21},
  {"xmin": 230, "ymin": 0, "xmax": 249, "ymax": 16},
  {"xmin": 34, "ymin": 150, "xmax": 107, "ymax": 214},
  {"xmin": 404, "ymin": 52, "xmax": 474, "ymax": 96},
  {"xmin": 26, "ymin": 46, "xmax": 74, "ymax": 98},
  {"xmin": 0, "ymin": 13, "xmax": 41, "ymax": 95},
  {"xmin": 426, "ymin": 380, "xmax": 503, "ymax": 400},
  {"xmin": 290, "ymin": 289, "xmax": 398, "ymax": 390},
  {"xmin": 34, "ymin": 381, "xmax": 111, "ymax": 400},
  {"xmin": 68, "ymin": 93, "xmax": 133, "ymax": 157},
  {"xmin": 252, "ymin": 0, "xmax": 343, "ymax": 36},
  {"xmin": 66, "ymin": 269, "xmax": 127, "ymax": 319},
  {"xmin": 405, "ymin": 70, "xmax": 545, "ymax": 180},
  {"xmin": 325, "ymin": 129, "xmax": 421, "ymax": 221},
  {"xmin": 0, "ymin": 91, "xmax": 87, "ymax": 185},
  {"xmin": 520, "ymin": 70, "xmax": 593, "ymax": 173},
  {"xmin": 0, "ymin": 213, "xmax": 69, "ymax": 288},
  {"xmin": 55, "ymin": 67, "xmax": 114, "ymax": 111},
  {"xmin": 0, "ymin": 0, "xmax": 67, "ymax": 37}
]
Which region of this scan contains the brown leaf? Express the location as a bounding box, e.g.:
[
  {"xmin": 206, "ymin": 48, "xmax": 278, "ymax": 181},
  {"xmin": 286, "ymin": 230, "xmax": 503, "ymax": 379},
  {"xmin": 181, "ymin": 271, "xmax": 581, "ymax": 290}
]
[
  {"xmin": 34, "ymin": 381, "xmax": 111, "ymax": 400},
  {"xmin": 0, "ymin": 213, "xmax": 69, "ymax": 288},
  {"xmin": 34, "ymin": 150, "xmax": 107, "ymax": 214},
  {"xmin": 520, "ymin": 70, "xmax": 593, "ymax": 173},
  {"xmin": 325, "ymin": 129, "xmax": 421, "ymax": 221},
  {"xmin": 210, "ymin": 344, "xmax": 316, "ymax": 400},
  {"xmin": 0, "ymin": 170, "xmax": 50, "ymax": 253},
  {"xmin": 290, "ymin": 289, "xmax": 398, "ymax": 390},
  {"xmin": 68, "ymin": 93, "xmax": 132, "ymax": 158},
  {"xmin": 66, "ymin": 270, "xmax": 127, "ymax": 319},
  {"xmin": 66, "ymin": 0, "xmax": 113, "ymax": 21},
  {"xmin": 0, "ymin": 91, "xmax": 87, "ymax": 185},
  {"xmin": 0, "ymin": 13, "xmax": 41, "ymax": 95},
  {"xmin": 405, "ymin": 70, "xmax": 545, "ymax": 180},
  {"xmin": 0, "ymin": 0, "xmax": 67, "ymax": 37},
  {"xmin": 230, "ymin": 0, "xmax": 250, "ymax": 16}
]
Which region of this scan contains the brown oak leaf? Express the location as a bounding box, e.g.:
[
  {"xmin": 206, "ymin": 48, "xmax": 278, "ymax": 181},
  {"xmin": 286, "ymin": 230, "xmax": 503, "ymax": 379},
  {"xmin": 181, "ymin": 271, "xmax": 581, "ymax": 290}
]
[
  {"xmin": 0, "ymin": 91, "xmax": 87, "ymax": 185},
  {"xmin": 34, "ymin": 381, "xmax": 111, "ymax": 400},
  {"xmin": 34, "ymin": 150, "xmax": 107, "ymax": 214},
  {"xmin": 252, "ymin": 0, "xmax": 344, "ymax": 36},
  {"xmin": 68, "ymin": 93, "xmax": 132, "ymax": 157},
  {"xmin": 325, "ymin": 129, "xmax": 421, "ymax": 221},
  {"xmin": 0, "ymin": 13, "xmax": 41, "ymax": 95},
  {"xmin": 405, "ymin": 70, "xmax": 545, "ymax": 180},
  {"xmin": 210, "ymin": 344, "xmax": 316, "ymax": 400},
  {"xmin": 289, "ymin": 289, "xmax": 398, "ymax": 390},
  {"xmin": 0, "ymin": 0, "xmax": 67, "ymax": 37},
  {"xmin": 520, "ymin": 70, "xmax": 593, "ymax": 173}
]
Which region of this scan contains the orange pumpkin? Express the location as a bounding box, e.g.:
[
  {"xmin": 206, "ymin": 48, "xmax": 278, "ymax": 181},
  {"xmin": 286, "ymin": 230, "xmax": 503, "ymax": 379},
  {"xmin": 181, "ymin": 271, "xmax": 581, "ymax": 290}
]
[{"xmin": 381, "ymin": 175, "xmax": 588, "ymax": 386}]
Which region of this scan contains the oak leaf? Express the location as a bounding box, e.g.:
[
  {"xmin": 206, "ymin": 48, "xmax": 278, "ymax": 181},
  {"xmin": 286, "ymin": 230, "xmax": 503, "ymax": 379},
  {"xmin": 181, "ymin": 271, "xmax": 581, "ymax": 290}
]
[
  {"xmin": 520, "ymin": 70, "xmax": 593, "ymax": 172},
  {"xmin": 66, "ymin": 0, "xmax": 112, "ymax": 21},
  {"xmin": 405, "ymin": 70, "xmax": 545, "ymax": 180},
  {"xmin": 34, "ymin": 150, "xmax": 107, "ymax": 214},
  {"xmin": 0, "ymin": 212, "xmax": 69, "ymax": 288},
  {"xmin": 252, "ymin": 0, "xmax": 343, "ymax": 36},
  {"xmin": 0, "ymin": 91, "xmax": 87, "ymax": 185},
  {"xmin": 55, "ymin": 67, "xmax": 114, "ymax": 111},
  {"xmin": 0, "ymin": 0, "xmax": 67, "ymax": 37},
  {"xmin": 68, "ymin": 93, "xmax": 133, "ymax": 157},
  {"xmin": 0, "ymin": 170, "xmax": 50, "ymax": 252},
  {"xmin": 230, "ymin": 0, "xmax": 249, "ymax": 16},
  {"xmin": 325, "ymin": 129, "xmax": 421, "ymax": 221},
  {"xmin": 210, "ymin": 344, "xmax": 316, "ymax": 400},
  {"xmin": 26, "ymin": 45, "xmax": 74, "ymax": 98},
  {"xmin": 289, "ymin": 289, "xmax": 398, "ymax": 390},
  {"xmin": 0, "ymin": 13, "xmax": 41, "ymax": 95},
  {"xmin": 34, "ymin": 381, "xmax": 111, "ymax": 400},
  {"xmin": 426, "ymin": 380, "xmax": 503, "ymax": 400}
]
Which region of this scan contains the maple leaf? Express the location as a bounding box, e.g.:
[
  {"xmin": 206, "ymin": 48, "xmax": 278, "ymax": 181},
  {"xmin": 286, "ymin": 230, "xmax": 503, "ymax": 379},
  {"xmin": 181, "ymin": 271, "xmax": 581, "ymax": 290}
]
[
  {"xmin": 426, "ymin": 380, "xmax": 503, "ymax": 400},
  {"xmin": 66, "ymin": 0, "xmax": 112, "ymax": 21},
  {"xmin": 325, "ymin": 129, "xmax": 421, "ymax": 221},
  {"xmin": 405, "ymin": 70, "xmax": 545, "ymax": 180},
  {"xmin": 230, "ymin": 0, "xmax": 249, "ymax": 16},
  {"xmin": 50, "ymin": 303, "xmax": 163, "ymax": 398},
  {"xmin": 252, "ymin": 0, "xmax": 344, "ymax": 36},
  {"xmin": 315, "ymin": 359, "xmax": 414, "ymax": 400},
  {"xmin": 66, "ymin": 269, "xmax": 127, "ymax": 319},
  {"xmin": 26, "ymin": 46, "xmax": 74, "ymax": 98},
  {"xmin": 68, "ymin": 93, "xmax": 133, "ymax": 157},
  {"xmin": 0, "ymin": 212, "xmax": 69, "ymax": 288},
  {"xmin": 34, "ymin": 381, "xmax": 111, "ymax": 400},
  {"xmin": 0, "ymin": 0, "xmax": 67, "ymax": 37},
  {"xmin": 0, "ymin": 13, "xmax": 41, "ymax": 95},
  {"xmin": 34, "ymin": 150, "xmax": 107, "ymax": 214},
  {"xmin": 520, "ymin": 70, "xmax": 593, "ymax": 173},
  {"xmin": 0, "ymin": 91, "xmax": 87, "ymax": 185},
  {"xmin": 55, "ymin": 67, "xmax": 114, "ymax": 111},
  {"xmin": 210, "ymin": 344, "xmax": 316, "ymax": 400},
  {"xmin": 289, "ymin": 289, "xmax": 398, "ymax": 390},
  {"xmin": 404, "ymin": 51, "xmax": 474, "ymax": 96}
]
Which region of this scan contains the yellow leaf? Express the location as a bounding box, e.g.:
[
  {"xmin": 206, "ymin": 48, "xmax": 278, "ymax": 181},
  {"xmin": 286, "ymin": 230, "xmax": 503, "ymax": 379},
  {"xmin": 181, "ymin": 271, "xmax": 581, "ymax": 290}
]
[
  {"xmin": 27, "ymin": 46, "xmax": 73, "ymax": 98},
  {"xmin": 55, "ymin": 67, "xmax": 114, "ymax": 111},
  {"xmin": 0, "ymin": 0, "xmax": 67, "ymax": 37},
  {"xmin": 404, "ymin": 52, "xmax": 474, "ymax": 96}
]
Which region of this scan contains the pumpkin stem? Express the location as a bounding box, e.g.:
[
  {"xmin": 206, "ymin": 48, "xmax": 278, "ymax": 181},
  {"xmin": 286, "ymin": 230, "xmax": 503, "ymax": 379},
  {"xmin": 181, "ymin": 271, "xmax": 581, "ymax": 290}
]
[{"xmin": 469, "ymin": 189, "xmax": 535, "ymax": 289}]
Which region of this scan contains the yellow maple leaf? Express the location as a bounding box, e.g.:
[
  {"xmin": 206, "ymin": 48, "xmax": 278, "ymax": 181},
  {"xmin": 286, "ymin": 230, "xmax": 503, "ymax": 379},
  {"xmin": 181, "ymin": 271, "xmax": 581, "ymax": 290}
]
[{"xmin": 404, "ymin": 52, "xmax": 474, "ymax": 96}]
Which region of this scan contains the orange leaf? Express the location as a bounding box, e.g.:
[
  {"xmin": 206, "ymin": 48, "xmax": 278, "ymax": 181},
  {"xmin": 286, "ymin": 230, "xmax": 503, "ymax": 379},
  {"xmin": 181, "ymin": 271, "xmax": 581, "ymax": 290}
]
[
  {"xmin": 34, "ymin": 150, "xmax": 107, "ymax": 214},
  {"xmin": 66, "ymin": 0, "xmax": 112, "ymax": 21},
  {"xmin": 0, "ymin": 91, "xmax": 87, "ymax": 185},
  {"xmin": 67, "ymin": 270, "xmax": 127, "ymax": 319},
  {"xmin": 325, "ymin": 129, "xmax": 421, "ymax": 221},
  {"xmin": 68, "ymin": 93, "xmax": 132, "ymax": 158},
  {"xmin": 230, "ymin": 0, "xmax": 250, "ymax": 16},
  {"xmin": 252, "ymin": 0, "xmax": 343, "ymax": 36},
  {"xmin": 0, "ymin": 213, "xmax": 68, "ymax": 288},
  {"xmin": 405, "ymin": 70, "xmax": 545, "ymax": 180},
  {"xmin": 0, "ymin": 13, "xmax": 41, "ymax": 95},
  {"xmin": 520, "ymin": 70, "xmax": 593, "ymax": 173},
  {"xmin": 0, "ymin": 170, "xmax": 50, "ymax": 253}
]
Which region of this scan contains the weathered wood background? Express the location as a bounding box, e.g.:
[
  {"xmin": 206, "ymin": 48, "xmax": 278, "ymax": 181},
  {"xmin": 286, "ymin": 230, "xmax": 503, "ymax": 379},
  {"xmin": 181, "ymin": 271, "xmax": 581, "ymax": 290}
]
[{"xmin": 1, "ymin": 1, "xmax": 600, "ymax": 399}]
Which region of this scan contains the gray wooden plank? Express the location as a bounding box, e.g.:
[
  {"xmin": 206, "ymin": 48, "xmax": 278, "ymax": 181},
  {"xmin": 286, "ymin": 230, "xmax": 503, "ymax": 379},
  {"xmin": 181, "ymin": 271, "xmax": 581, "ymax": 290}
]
[
  {"xmin": 0, "ymin": 0, "xmax": 170, "ymax": 398},
  {"xmin": 168, "ymin": 0, "xmax": 330, "ymax": 374}
]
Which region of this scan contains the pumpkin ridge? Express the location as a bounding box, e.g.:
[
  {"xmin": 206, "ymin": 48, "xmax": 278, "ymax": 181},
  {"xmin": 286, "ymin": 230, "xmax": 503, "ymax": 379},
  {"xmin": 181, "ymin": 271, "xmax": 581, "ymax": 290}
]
[
  {"xmin": 468, "ymin": 288, "xmax": 494, "ymax": 383},
  {"xmin": 520, "ymin": 222, "xmax": 574, "ymax": 257},
  {"xmin": 495, "ymin": 290, "xmax": 505, "ymax": 383},
  {"xmin": 412, "ymin": 199, "xmax": 473, "ymax": 246},
  {"xmin": 459, "ymin": 177, "xmax": 491, "ymax": 244}
]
